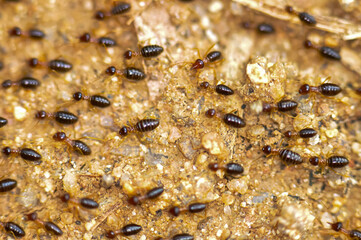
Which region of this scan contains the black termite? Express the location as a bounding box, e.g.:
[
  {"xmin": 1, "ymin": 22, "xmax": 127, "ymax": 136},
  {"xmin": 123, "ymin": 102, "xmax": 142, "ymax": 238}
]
[
  {"xmin": 223, "ymin": 113, "xmax": 246, "ymax": 128},
  {"xmin": 262, "ymin": 145, "xmax": 303, "ymax": 165},
  {"xmin": 169, "ymin": 203, "xmax": 206, "ymax": 217},
  {"xmin": 172, "ymin": 234, "xmax": 194, "ymax": 240},
  {"xmin": 79, "ymin": 33, "xmax": 117, "ymax": 47},
  {"xmin": 262, "ymin": 100, "xmax": 298, "ymax": 113},
  {"xmin": 105, "ymin": 224, "xmax": 142, "ymax": 238},
  {"xmin": 124, "ymin": 45, "xmax": 164, "ymax": 59},
  {"xmin": 298, "ymin": 12, "xmax": 317, "ymax": 25},
  {"xmin": 29, "ymin": 58, "xmax": 73, "ymax": 73},
  {"xmin": 128, "ymin": 186, "xmax": 164, "ymax": 205},
  {"xmin": 9, "ymin": 26, "xmax": 45, "ymax": 39},
  {"xmin": 105, "ymin": 66, "xmax": 146, "ymax": 81},
  {"xmin": 329, "ymin": 222, "xmax": 361, "ymax": 240},
  {"xmin": 26, "ymin": 212, "xmax": 63, "ymax": 236},
  {"xmin": 0, "ymin": 179, "xmax": 17, "ymax": 192},
  {"xmin": 284, "ymin": 6, "xmax": 317, "ymax": 25},
  {"xmin": 35, "ymin": 110, "xmax": 78, "ymax": 125},
  {"xmin": 95, "ymin": 2, "xmax": 131, "ymax": 20},
  {"xmin": 53, "ymin": 132, "xmax": 91, "ymax": 155},
  {"xmin": 284, "ymin": 128, "xmax": 317, "ymax": 139},
  {"xmin": 299, "ymin": 83, "xmax": 342, "ymax": 96},
  {"xmin": 309, "ymin": 156, "xmax": 349, "ymax": 168},
  {"xmin": 119, "ymin": 119, "xmax": 160, "ymax": 136},
  {"xmin": 200, "ymin": 81, "xmax": 234, "ymax": 96},
  {"xmin": 191, "ymin": 50, "xmax": 222, "ymax": 70},
  {"xmin": 2, "ymin": 77, "xmax": 40, "ymax": 89},
  {"xmin": 0, "ymin": 221, "xmax": 25, "ymax": 238},
  {"xmin": 60, "ymin": 192, "xmax": 99, "ymax": 209},
  {"xmin": 208, "ymin": 162, "xmax": 244, "ymax": 175},
  {"xmin": 304, "ymin": 40, "xmax": 341, "ymax": 60},
  {"xmin": 2, "ymin": 147, "xmax": 41, "ymax": 161},
  {"xmin": 0, "ymin": 117, "xmax": 8, "ymax": 128},
  {"xmin": 257, "ymin": 23, "xmax": 275, "ymax": 34},
  {"xmin": 72, "ymin": 92, "xmax": 110, "ymax": 108}
]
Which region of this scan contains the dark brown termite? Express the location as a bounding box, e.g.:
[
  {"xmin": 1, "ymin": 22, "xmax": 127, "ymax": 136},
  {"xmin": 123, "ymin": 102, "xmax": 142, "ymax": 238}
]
[
  {"xmin": 105, "ymin": 224, "xmax": 142, "ymax": 238},
  {"xmin": 2, "ymin": 147, "xmax": 41, "ymax": 161},
  {"xmin": 72, "ymin": 91, "xmax": 110, "ymax": 108},
  {"xmin": 53, "ymin": 132, "xmax": 91, "ymax": 155},
  {"xmin": 2, "ymin": 77, "xmax": 40, "ymax": 90},
  {"xmin": 95, "ymin": 2, "xmax": 131, "ymax": 20},
  {"xmin": 205, "ymin": 109, "xmax": 246, "ymax": 128},
  {"xmin": 29, "ymin": 58, "xmax": 73, "ymax": 73},
  {"xmin": 128, "ymin": 186, "xmax": 164, "ymax": 205},
  {"xmin": 200, "ymin": 81, "xmax": 234, "ymax": 95},
  {"xmin": 105, "ymin": 66, "xmax": 146, "ymax": 81},
  {"xmin": 60, "ymin": 192, "xmax": 99, "ymax": 209},
  {"xmin": 309, "ymin": 156, "xmax": 349, "ymax": 168},
  {"xmin": 119, "ymin": 119, "xmax": 160, "ymax": 136},
  {"xmin": 169, "ymin": 203, "xmax": 206, "ymax": 217},
  {"xmin": 191, "ymin": 50, "xmax": 222, "ymax": 71},
  {"xmin": 304, "ymin": 40, "xmax": 341, "ymax": 60},
  {"xmin": 262, "ymin": 145, "xmax": 303, "ymax": 165},
  {"xmin": 329, "ymin": 222, "xmax": 361, "ymax": 240},
  {"xmin": 0, "ymin": 178, "xmax": 17, "ymax": 192},
  {"xmin": 79, "ymin": 33, "xmax": 117, "ymax": 47},
  {"xmin": 262, "ymin": 100, "xmax": 298, "ymax": 113},
  {"xmin": 299, "ymin": 83, "xmax": 342, "ymax": 96},
  {"xmin": 26, "ymin": 212, "xmax": 63, "ymax": 236},
  {"xmin": 285, "ymin": 6, "xmax": 317, "ymax": 25},
  {"xmin": 284, "ymin": 128, "xmax": 317, "ymax": 139},
  {"xmin": 9, "ymin": 26, "xmax": 45, "ymax": 39},
  {"xmin": 208, "ymin": 162, "xmax": 244, "ymax": 175},
  {"xmin": 0, "ymin": 221, "xmax": 25, "ymax": 238},
  {"xmin": 35, "ymin": 110, "xmax": 78, "ymax": 125},
  {"xmin": 124, "ymin": 45, "xmax": 164, "ymax": 59}
]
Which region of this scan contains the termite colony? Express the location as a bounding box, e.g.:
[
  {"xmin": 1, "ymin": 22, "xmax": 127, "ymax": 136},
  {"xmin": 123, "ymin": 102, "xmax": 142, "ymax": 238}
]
[{"xmin": 0, "ymin": 0, "xmax": 360, "ymax": 239}]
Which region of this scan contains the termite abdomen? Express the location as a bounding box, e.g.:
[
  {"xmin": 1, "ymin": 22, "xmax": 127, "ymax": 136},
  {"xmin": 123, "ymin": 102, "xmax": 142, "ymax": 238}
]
[
  {"xmin": 215, "ymin": 84, "xmax": 234, "ymax": 95},
  {"xmin": 172, "ymin": 234, "xmax": 194, "ymax": 240},
  {"xmin": 124, "ymin": 67, "xmax": 146, "ymax": 80},
  {"xmin": 54, "ymin": 111, "xmax": 78, "ymax": 124},
  {"xmin": 48, "ymin": 59, "xmax": 73, "ymax": 73},
  {"xmin": 19, "ymin": 77, "xmax": 40, "ymax": 89},
  {"xmin": 29, "ymin": 29, "xmax": 45, "ymax": 39},
  {"xmin": 299, "ymin": 128, "xmax": 317, "ymax": 138},
  {"xmin": 319, "ymin": 47, "xmax": 341, "ymax": 60},
  {"xmin": 111, "ymin": 2, "xmax": 131, "ymax": 15},
  {"xmin": 279, "ymin": 149, "xmax": 302, "ymax": 165},
  {"xmin": 327, "ymin": 156, "xmax": 349, "ymax": 168},
  {"xmin": 319, "ymin": 83, "xmax": 342, "ymax": 96},
  {"xmin": 277, "ymin": 100, "xmax": 298, "ymax": 112},
  {"xmin": 298, "ymin": 12, "xmax": 317, "ymax": 25},
  {"xmin": 206, "ymin": 51, "xmax": 222, "ymax": 62},
  {"xmin": 0, "ymin": 117, "xmax": 7, "ymax": 128},
  {"xmin": 141, "ymin": 45, "xmax": 164, "ymax": 58},
  {"xmin": 90, "ymin": 95, "xmax": 111, "ymax": 108},
  {"xmin": 20, "ymin": 148, "xmax": 41, "ymax": 161},
  {"xmin": 225, "ymin": 163, "xmax": 244, "ymax": 175},
  {"xmin": 121, "ymin": 224, "xmax": 142, "ymax": 236},
  {"xmin": 135, "ymin": 119, "xmax": 160, "ymax": 132},
  {"xmin": 0, "ymin": 179, "xmax": 17, "ymax": 192},
  {"xmin": 257, "ymin": 23, "xmax": 274, "ymax": 34},
  {"xmin": 188, "ymin": 203, "xmax": 206, "ymax": 213},
  {"xmin": 44, "ymin": 222, "xmax": 63, "ymax": 236},
  {"xmin": 80, "ymin": 198, "xmax": 99, "ymax": 209},
  {"xmin": 98, "ymin": 37, "xmax": 117, "ymax": 47},
  {"xmin": 73, "ymin": 140, "xmax": 91, "ymax": 155},
  {"xmin": 223, "ymin": 113, "xmax": 246, "ymax": 128},
  {"xmin": 146, "ymin": 186, "xmax": 164, "ymax": 199},
  {"xmin": 3, "ymin": 222, "xmax": 25, "ymax": 238},
  {"xmin": 349, "ymin": 230, "xmax": 361, "ymax": 239}
]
